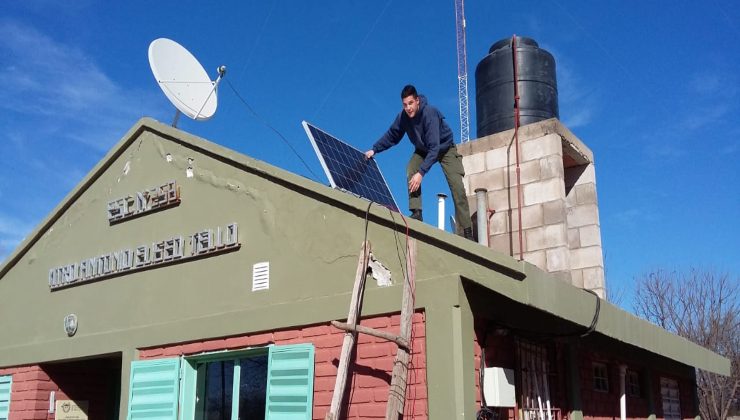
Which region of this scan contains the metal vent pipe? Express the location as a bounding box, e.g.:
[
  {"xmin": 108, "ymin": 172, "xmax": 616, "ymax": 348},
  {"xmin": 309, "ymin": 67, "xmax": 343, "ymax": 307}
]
[{"xmin": 437, "ymin": 193, "xmax": 447, "ymax": 230}]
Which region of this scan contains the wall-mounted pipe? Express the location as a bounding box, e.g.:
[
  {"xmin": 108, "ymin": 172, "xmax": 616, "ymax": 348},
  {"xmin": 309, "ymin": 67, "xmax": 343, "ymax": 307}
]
[
  {"xmin": 475, "ymin": 188, "xmax": 488, "ymax": 246},
  {"xmin": 512, "ymin": 34, "xmax": 524, "ymax": 261},
  {"xmin": 48, "ymin": 391, "xmax": 55, "ymax": 414},
  {"xmin": 620, "ymin": 365, "xmax": 627, "ymax": 420},
  {"xmin": 437, "ymin": 193, "xmax": 447, "ymax": 230}
]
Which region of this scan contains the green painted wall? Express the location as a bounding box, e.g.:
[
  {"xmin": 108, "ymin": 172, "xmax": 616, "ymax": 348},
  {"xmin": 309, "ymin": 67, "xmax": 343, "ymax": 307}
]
[{"xmin": 0, "ymin": 123, "xmax": 486, "ymax": 360}]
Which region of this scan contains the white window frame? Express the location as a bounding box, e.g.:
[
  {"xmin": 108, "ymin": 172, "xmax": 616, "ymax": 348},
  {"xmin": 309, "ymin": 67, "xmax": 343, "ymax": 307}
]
[
  {"xmin": 181, "ymin": 347, "xmax": 269, "ymax": 420},
  {"xmin": 592, "ymin": 362, "xmax": 609, "ymax": 393},
  {"xmin": 627, "ymin": 370, "xmax": 641, "ymax": 397}
]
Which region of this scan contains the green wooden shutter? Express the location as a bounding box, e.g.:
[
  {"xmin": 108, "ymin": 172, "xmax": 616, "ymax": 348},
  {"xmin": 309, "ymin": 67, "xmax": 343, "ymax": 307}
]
[
  {"xmin": 265, "ymin": 344, "xmax": 315, "ymax": 420},
  {"xmin": 0, "ymin": 375, "xmax": 11, "ymax": 420},
  {"xmin": 127, "ymin": 358, "xmax": 181, "ymax": 420}
]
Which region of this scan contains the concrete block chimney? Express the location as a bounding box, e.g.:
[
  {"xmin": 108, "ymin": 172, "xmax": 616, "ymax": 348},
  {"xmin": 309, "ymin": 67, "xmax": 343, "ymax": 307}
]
[{"xmin": 459, "ymin": 118, "xmax": 606, "ymax": 298}]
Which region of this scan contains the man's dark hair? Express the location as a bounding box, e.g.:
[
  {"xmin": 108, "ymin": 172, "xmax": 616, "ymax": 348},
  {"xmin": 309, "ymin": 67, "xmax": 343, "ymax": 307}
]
[{"xmin": 401, "ymin": 85, "xmax": 418, "ymax": 99}]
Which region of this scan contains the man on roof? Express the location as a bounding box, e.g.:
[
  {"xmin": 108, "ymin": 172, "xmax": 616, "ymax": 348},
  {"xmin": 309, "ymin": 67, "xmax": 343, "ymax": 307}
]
[{"xmin": 365, "ymin": 85, "xmax": 473, "ymax": 240}]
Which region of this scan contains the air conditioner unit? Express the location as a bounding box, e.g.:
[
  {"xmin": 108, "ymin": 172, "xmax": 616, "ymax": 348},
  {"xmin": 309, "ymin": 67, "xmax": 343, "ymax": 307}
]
[{"xmin": 483, "ymin": 367, "xmax": 516, "ymax": 407}]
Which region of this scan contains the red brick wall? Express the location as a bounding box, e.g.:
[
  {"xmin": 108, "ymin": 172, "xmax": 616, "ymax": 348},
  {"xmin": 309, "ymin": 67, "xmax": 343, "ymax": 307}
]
[
  {"xmin": 471, "ymin": 321, "xmax": 697, "ymax": 420},
  {"xmin": 473, "ymin": 326, "xmax": 571, "ymax": 420},
  {"xmin": 579, "ymin": 352, "xmax": 654, "ymax": 420},
  {"xmin": 577, "ymin": 353, "xmax": 621, "ymax": 420},
  {"xmin": 140, "ymin": 311, "xmax": 428, "ymax": 419},
  {"xmin": 0, "ymin": 358, "xmax": 119, "ymax": 420},
  {"xmin": 578, "ymin": 351, "xmax": 696, "ymax": 420},
  {"xmin": 677, "ymin": 375, "xmax": 697, "ymax": 419},
  {"xmin": 0, "ymin": 366, "xmax": 49, "ymax": 420}
]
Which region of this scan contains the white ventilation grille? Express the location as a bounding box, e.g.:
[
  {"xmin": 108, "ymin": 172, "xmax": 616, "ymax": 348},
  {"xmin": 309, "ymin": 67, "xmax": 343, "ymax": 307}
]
[{"xmin": 252, "ymin": 262, "xmax": 270, "ymax": 291}]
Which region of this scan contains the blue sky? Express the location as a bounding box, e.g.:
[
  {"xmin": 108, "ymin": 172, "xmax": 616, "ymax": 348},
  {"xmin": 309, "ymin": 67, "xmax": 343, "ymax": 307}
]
[{"xmin": 1, "ymin": 1, "xmax": 738, "ymax": 307}]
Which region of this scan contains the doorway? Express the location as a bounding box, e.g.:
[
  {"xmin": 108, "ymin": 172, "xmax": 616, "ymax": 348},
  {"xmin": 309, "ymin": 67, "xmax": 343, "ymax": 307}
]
[{"xmin": 42, "ymin": 353, "xmax": 122, "ymax": 420}]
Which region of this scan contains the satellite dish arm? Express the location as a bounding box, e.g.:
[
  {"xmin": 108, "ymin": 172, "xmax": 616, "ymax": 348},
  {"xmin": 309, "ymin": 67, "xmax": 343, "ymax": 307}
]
[
  {"xmin": 212, "ymin": 65, "xmax": 226, "ymax": 90},
  {"xmin": 194, "ymin": 65, "xmax": 227, "ymax": 120}
]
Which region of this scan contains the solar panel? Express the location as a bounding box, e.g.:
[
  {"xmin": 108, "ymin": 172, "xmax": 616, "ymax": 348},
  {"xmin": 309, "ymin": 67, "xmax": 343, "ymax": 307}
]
[{"xmin": 302, "ymin": 121, "xmax": 399, "ymax": 211}]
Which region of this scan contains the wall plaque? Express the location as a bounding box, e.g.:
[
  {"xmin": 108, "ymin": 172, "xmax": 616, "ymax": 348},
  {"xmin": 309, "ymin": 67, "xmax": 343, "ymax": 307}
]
[
  {"xmin": 55, "ymin": 400, "xmax": 88, "ymax": 420},
  {"xmin": 63, "ymin": 314, "xmax": 78, "ymax": 337}
]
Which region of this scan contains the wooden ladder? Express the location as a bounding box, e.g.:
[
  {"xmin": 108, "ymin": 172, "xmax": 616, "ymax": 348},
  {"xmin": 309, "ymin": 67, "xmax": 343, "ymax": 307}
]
[{"xmin": 324, "ymin": 239, "xmax": 417, "ymax": 420}]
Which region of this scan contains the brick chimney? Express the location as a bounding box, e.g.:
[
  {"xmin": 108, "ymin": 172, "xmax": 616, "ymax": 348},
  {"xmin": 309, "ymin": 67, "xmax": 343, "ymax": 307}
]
[{"xmin": 459, "ymin": 118, "xmax": 606, "ymax": 298}]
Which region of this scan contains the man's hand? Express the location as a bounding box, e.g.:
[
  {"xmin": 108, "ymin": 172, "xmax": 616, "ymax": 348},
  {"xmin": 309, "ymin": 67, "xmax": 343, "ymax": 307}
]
[
  {"xmin": 408, "ymin": 172, "xmax": 423, "ymax": 193},
  {"xmin": 364, "ymin": 150, "xmax": 375, "ymax": 160}
]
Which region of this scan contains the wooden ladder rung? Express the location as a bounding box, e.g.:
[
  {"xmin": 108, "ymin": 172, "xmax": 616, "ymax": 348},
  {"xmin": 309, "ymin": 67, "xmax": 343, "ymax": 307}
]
[{"xmin": 330, "ymin": 321, "xmax": 410, "ymax": 351}]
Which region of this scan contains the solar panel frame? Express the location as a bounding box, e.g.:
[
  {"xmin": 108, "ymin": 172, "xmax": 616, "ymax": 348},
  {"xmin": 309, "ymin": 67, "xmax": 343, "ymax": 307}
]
[{"xmin": 302, "ymin": 121, "xmax": 399, "ymax": 211}]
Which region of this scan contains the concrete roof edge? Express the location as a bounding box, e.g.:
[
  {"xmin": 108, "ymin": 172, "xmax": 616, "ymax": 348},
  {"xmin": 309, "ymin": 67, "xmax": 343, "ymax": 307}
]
[
  {"xmin": 542, "ymin": 118, "xmax": 594, "ymax": 163},
  {"xmin": 467, "ymin": 263, "xmax": 731, "ymax": 375},
  {"xmin": 615, "ymin": 305, "xmax": 732, "ymax": 375},
  {"xmin": 458, "ymin": 118, "xmax": 594, "ymax": 164}
]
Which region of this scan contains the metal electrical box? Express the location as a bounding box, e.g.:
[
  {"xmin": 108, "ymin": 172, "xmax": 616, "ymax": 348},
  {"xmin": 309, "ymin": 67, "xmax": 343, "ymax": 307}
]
[{"xmin": 482, "ymin": 367, "xmax": 516, "ymax": 407}]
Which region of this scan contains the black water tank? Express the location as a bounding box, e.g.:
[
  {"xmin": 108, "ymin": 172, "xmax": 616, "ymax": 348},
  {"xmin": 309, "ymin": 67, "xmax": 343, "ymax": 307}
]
[{"xmin": 475, "ymin": 36, "xmax": 559, "ymax": 137}]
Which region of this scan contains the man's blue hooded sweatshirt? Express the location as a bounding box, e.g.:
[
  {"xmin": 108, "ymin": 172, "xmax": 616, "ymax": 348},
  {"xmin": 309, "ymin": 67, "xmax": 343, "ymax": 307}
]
[{"xmin": 372, "ymin": 95, "xmax": 454, "ymax": 176}]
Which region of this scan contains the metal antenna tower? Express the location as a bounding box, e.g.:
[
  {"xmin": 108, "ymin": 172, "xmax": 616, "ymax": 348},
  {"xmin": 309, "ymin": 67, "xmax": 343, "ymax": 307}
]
[{"xmin": 454, "ymin": 0, "xmax": 471, "ymax": 143}]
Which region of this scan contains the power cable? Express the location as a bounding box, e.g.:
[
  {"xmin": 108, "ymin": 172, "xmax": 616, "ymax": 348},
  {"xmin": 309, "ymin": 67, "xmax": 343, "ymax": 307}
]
[
  {"xmin": 363, "ymin": 201, "xmax": 374, "ymax": 245},
  {"xmin": 377, "ymin": 207, "xmax": 418, "ymax": 418},
  {"xmin": 391, "ymin": 211, "xmax": 419, "ymax": 420},
  {"xmin": 224, "ymin": 79, "xmax": 320, "ymax": 181},
  {"xmin": 387, "ymin": 209, "xmax": 409, "ymax": 283},
  {"xmin": 579, "ymin": 288, "xmax": 601, "ymax": 338},
  {"xmin": 477, "ymin": 407, "xmax": 496, "ymax": 420},
  {"xmin": 485, "ymin": 287, "xmax": 601, "ymax": 340}
]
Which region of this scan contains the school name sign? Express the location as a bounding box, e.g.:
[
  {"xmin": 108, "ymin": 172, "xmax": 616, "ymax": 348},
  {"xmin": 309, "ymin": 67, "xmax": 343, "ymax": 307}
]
[
  {"xmin": 107, "ymin": 180, "xmax": 180, "ymax": 223},
  {"xmin": 48, "ymin": 181, "xmax": 242, "ymax": 290},
  {"xmin": 48, "ymin": 223, "xmax": 239, "ymax": 290}
]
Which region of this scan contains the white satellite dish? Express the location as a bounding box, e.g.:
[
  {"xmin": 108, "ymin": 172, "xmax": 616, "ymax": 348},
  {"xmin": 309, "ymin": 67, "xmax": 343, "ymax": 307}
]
[{"xmin": 148, "ymin": 38, "xmax": 225, "ymax": 126}]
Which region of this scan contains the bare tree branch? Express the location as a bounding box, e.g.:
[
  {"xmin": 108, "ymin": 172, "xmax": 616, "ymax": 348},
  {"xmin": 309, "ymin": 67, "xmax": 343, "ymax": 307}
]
[{"xmin": 633, "ymin": 268, "xmax": 739, "ymax": 420}]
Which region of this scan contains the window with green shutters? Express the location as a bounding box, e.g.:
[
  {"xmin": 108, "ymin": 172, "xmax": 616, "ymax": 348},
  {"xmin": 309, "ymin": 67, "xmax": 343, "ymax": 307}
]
[
  {"xmin": 126, "ymin": 343, "xmax": 314, "ymax": 420},
  {"xmin": 0, "ymin": 375, "xmax": 11, "ymax": 420}
]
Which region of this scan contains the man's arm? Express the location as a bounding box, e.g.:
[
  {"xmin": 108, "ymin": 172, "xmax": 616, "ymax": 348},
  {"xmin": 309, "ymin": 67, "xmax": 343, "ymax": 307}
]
[{"xmin": 367, "ymin": 113, "xmax": 404, "ymax": 158}]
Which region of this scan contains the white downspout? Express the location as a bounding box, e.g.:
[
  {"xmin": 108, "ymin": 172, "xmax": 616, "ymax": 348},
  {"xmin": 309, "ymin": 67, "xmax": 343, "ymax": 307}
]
[
  {"xmin": 620, "ymin": 365, "xmax": 627, "ymax": 420},
  {"xmin": 542, "ymin": 358, "xmax": 553, "ymax": 420}
]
